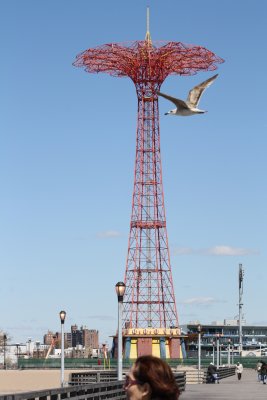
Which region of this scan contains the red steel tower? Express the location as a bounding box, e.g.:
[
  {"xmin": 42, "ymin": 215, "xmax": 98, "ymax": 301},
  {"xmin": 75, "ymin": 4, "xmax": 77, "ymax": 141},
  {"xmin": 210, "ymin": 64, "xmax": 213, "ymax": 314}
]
[{"xmin": 74, "ymin": 22, "xmax": 223, "ymax": 352}]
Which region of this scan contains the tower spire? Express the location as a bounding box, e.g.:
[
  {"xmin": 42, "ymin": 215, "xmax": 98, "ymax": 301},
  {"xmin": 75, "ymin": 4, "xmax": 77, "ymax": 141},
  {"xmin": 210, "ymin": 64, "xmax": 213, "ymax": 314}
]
[{"xmin": 145, "ymin": 6, "xmax": 152, "ymax": 44}]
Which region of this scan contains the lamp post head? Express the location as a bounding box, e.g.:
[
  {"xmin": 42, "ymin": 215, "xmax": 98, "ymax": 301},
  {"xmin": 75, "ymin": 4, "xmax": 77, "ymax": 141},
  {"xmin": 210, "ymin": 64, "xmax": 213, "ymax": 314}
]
[
  {"xmin": 115, "ymin": 282, "xmax": 126, "ymax": 302},
  {"xmin": 3, "ymin": 334, "xmax": 7, "ymax": 341},
  {"xmin": 197, "ymin": 324, "xmax": 202, "ymax": 333},
  {"xmin": 59, "ymin": 310, "xmax": 66, "ymax": 324}
]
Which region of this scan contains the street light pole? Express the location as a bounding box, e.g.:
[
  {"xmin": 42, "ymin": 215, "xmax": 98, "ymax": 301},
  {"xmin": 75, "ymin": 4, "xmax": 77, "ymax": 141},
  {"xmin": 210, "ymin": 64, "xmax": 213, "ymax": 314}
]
[
  {"xmin": 59, "ymin": 310, "xmax": 66, "ymax": 388},
  {"xmin": 238, "ymin": 264, "xmax": 244, "ymax": 356},
  {"xmin": 115, "ymin": 282, "xmax": 126, "ymax": 381},
  {"xmin": 3, "ymin": 334, "xmax": 7, "ymax": 370},
  {"xmin": 16, "ymin": 343, "xmax": 20, "ymax": 369},
  {"xmin": 28, "ymin": 338, "xmax": 32, "ymax": 358},
  {"xmin": 216, "ymin": 335, "xmax": 220, "ymax": 369},
  {"xmin": 228, "ymin": 339, "xmax": 231, "ymax": 366},
  {"xmin": 219, "ymin": 343, "xmax": 223, "ymax": 366},
  {"xmin": 197, "ymin": 324, "xmax": 202, "ymax": 383},
  {"xmin": 36, "ymin": 341, "xmax": 40, "ymax": 359},
  {"xmin": 212, "ymin": 341, "xmax": 215, "ymax": 364}
]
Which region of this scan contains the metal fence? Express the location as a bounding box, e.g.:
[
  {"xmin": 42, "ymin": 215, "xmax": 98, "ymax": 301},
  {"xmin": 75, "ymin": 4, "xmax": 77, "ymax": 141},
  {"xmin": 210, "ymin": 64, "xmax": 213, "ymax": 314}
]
[{"xmin": 17, "ymin": 356, "xmax": 266, "ymax": 370}]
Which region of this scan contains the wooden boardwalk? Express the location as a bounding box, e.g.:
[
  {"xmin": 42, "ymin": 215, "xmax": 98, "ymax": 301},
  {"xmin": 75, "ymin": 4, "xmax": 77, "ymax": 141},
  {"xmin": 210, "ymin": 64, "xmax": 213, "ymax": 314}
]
[{"xmin": 181, "ymin": 369, "xmax": 267, "ymax": 399}]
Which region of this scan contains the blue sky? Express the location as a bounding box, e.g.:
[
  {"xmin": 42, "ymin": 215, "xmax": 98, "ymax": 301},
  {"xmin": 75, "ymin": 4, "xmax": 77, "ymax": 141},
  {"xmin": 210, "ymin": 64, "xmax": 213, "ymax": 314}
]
[{"xmin": 1, "ymin": 0, "xmax": 267, "ymax": 345}]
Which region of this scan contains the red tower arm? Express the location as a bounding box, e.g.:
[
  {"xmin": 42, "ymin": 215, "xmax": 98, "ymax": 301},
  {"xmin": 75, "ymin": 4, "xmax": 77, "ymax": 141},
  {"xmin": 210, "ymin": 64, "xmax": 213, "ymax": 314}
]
[{"xmin": 73, "ymin": 40, "xmax": 224, "ymax": 85}]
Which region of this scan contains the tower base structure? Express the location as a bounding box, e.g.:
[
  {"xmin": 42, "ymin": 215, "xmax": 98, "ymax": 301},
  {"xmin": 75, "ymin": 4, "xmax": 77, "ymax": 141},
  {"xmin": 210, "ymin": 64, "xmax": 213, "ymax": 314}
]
[{"xmin": 112, "ymin": 327, "xmax": 186, "ymax": 360}]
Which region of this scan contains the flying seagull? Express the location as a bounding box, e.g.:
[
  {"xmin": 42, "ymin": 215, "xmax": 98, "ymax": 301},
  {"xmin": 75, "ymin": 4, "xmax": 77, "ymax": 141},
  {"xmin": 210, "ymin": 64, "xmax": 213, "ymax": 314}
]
[{"xmin": 157, "ymin": 74, "xmax": 218, "ymax": 116}]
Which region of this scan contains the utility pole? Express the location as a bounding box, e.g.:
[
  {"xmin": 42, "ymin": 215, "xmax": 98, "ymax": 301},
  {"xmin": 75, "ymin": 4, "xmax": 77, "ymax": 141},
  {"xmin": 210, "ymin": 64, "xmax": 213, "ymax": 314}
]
[
  {"xmin": 238, "ymin": 264, "xmax": 244, "ymax": 356},
  {"xmin": 3, "ymin": 334, "xmax": 7, "ymax": 369}
]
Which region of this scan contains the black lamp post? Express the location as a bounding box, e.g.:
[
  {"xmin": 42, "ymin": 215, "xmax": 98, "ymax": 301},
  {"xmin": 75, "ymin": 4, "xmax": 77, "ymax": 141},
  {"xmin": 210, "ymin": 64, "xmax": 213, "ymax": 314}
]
[
  {"xmin": 115, "ymin": 282, "xmax": 126, "ymax": 380},
  {"xmin": 3, "ymin": 334, "xmax": 7, "ymax": 370},
  {"xmin": 59, "ymin": 310, "xmax": 66, "ymax": 387},
  {"xmin": 15, "ymin": 343, "xmax": 20, "ymax": 368},
  {"xmin": 228, "ymin": 339, "xmax": 231, "ymax": 366},
  {"xmin": 28, "ymin": 338, "xmax": 32, "ymax": 357}
]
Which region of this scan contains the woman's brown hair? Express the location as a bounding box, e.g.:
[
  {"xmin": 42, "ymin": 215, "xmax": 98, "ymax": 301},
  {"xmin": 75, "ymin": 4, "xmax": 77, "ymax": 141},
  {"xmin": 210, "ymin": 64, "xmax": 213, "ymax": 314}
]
[{"xmin": 133, "ymin": 355, "xmax": 180, "ymax": 400}]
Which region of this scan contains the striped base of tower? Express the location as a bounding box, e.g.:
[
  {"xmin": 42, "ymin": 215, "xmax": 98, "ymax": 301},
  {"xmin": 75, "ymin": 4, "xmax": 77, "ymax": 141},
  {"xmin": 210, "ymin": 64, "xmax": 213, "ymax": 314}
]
[{"xmin": 113, "ymin": 328, "xmax": 186, "ymax": 359}]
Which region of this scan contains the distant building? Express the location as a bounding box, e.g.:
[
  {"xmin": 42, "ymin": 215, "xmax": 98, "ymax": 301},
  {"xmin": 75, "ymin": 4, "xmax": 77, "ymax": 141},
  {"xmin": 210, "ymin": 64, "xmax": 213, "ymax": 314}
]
[
  {"xmin": 71, "ymin": 325, "xmax": 83, "ymax": 347},
  {"xmin": 83, "ymin": 327, "xmax": 99, "ymax": 349},
  {"xmin": 43, "ymin": 325, "xmax": 99, "ymax": 355},
  {"xmin": 70, "ymin": 325, "xmax": 99, "ymax": 349},
  {"xmin": 43, "ymin": 330, "xmax": 60, "ymax": 345},
  {"xmin": 65, "ymin": 332, "xmax": 72, "ymax": 348},
  {"xmin": 182, "ymin": 321, "xmax": 267, "ymax": 354}
]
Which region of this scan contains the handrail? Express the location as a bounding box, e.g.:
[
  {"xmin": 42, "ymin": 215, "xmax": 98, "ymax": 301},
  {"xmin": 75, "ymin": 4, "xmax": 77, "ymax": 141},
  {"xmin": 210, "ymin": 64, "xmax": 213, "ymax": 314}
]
[
  {"xmin": 0, "ymin": 373, "xmax": 186, "ymax": 400},
  {"xmin": 0, "ymin": 382, "xmax": 124, "ymax": 400}
]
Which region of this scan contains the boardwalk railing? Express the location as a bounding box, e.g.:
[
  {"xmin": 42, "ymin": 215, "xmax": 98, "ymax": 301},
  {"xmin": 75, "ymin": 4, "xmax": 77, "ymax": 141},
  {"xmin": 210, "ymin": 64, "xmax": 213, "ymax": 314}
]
[
  {"xmin": 0, "ymin": 381, "xmax": 126, "ymax": 400},
  {"xmin": 204, "ymin": 366, "xmax": 236, "ymax": 383},
  {"xmin": 0, "ymin": 373, "xmax": 185, "ymax": 400},
  {"xmin": 69, "ymin": 371, "xmax": 186, "ymax": 391},
  {"xmin": 70, "ymin": 371, "xmax": 118, "ymax": 384},
  {"xmin": 178, "ymin": 366, "xmax": 236, "ymax": 384},
  {"xmin": 174, "ymin": 373, "xmax": 186, "ymax": 392}
]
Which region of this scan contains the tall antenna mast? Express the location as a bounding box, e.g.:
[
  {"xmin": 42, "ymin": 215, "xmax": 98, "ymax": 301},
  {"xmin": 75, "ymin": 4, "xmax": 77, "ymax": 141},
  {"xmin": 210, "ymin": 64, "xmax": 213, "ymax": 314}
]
[
  {"xmin": 238, "ymin": 263, "xmax": 244, "ymax": 356},
  {"xmin": 145, "ymin": 7, "xmax": 152, "ymax": 44}
]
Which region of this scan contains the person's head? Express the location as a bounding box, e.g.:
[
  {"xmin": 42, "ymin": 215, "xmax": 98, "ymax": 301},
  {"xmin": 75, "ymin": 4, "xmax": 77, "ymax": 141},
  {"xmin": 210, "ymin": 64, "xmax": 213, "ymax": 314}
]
[
  {"xmin": 124, "ymin": 355, "xmax": 180, "ymax": 400},
  {"xmin": 237, "ymin": 362, "xmax": 239, "ymax": 365}
]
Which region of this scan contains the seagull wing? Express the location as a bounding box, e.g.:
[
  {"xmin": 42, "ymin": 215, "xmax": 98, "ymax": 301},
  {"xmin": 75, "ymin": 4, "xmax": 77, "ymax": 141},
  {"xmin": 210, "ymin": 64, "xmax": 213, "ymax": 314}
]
[
  {"xmin": 187, "ymin": 74, "xmax": 218, "ymax": 107},
  {"xmin": 157, "ymin": 91, "xmax": 188, "ymax": 109}
]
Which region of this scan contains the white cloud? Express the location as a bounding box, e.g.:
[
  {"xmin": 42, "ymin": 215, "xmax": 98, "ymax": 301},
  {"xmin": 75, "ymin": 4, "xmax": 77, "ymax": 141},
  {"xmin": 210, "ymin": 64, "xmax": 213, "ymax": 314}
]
[
  {"xmin": 97, "ymin": 230, "xmax": 122, "ymax": 238},
  {"xmin": 173, "ymin": 247, "xmax": 194, "ymax": 255},
  {"xmin": 203, "ymin": 245, "xmax": 258, "ymax": 256},
  {"xmin": 180, "ymin": 297, "xmax": 224, "ymax": 306},
  {"xmin": 182, "ymin": 297, "xmax": 215, "ymax": 305},
  {"xmin": 172, "ymin": 245, "xmax": 258, "ymax": 257}
]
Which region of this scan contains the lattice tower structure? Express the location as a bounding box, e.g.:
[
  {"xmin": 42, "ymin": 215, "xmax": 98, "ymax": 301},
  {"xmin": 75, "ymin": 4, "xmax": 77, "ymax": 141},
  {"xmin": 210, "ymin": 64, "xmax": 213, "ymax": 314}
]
[{"xmin": 74, "ymin": 39, "xmax": 223, "ymax": 329}]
